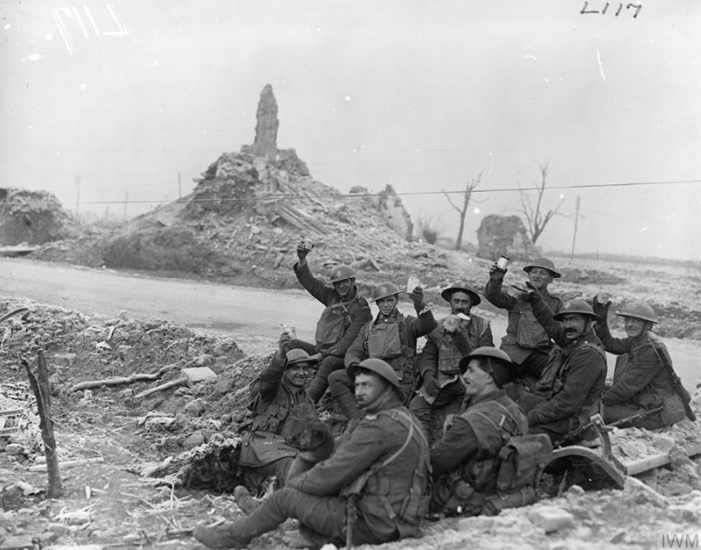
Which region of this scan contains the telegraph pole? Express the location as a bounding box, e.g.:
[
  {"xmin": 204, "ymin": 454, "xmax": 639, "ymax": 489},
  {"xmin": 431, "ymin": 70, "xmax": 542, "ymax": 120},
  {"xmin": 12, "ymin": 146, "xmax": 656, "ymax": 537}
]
[
  {"xmin": 570, "ymin": 196, "xmax": 580, "ymax": 261},
  {"xmin": 75, "ymin": 175, "xmax": 80, "ymax": 217}
]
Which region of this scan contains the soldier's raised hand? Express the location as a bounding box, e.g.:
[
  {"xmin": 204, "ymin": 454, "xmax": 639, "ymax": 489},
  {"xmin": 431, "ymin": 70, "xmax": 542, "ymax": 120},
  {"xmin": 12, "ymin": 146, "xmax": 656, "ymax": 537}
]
[
  {"xmin": 592, "ymin": 294, "xmax": 611, "ymax": 321},
  {"xmin": 296, "ymin": 236, "xmax": 313, "ymax": 263},
  {"xmin": 408, "ymin": 287, "xmax": 425, "ymax": 312},
  {"xmin": 489, "ymin": 262, "xmax": 506, "ymax": 283},
  {"xmin": 278, "ymin": 331, "xmax": 293, "ymax": 357}
]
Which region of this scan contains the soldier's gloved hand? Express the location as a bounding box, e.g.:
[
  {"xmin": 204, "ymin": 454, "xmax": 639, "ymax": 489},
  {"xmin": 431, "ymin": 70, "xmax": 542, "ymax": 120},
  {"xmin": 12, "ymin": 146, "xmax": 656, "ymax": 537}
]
[
  {"xmin": 489, "ymin": 262, "xmax": 506, "ymax": 283},
  {"xmin": 422, "ymin": 372, "xmax": 441, "ymax": 397},
  {"xmin": 592, "ymin": 295, "xmax": 611, "ymax": 322},
  {"xmin": 408, "ymin": 287, "xmax": 425, "ymax": 312},
  {"xmin": 524, "ymin": 281, "xmax": 543, "ymax": 304},
  {"xmin": 309, "ymin": 352, "xmax": 324, "ymax": 364}
]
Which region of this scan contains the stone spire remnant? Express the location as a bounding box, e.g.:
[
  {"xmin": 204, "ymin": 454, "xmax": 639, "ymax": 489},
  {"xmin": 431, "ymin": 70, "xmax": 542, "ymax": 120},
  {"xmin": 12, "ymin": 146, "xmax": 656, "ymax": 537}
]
[
  {"xmin": 250, "ymin": 84, "xmax": 279, "ymax": 160},
  {"xmin": 241, "ymin": 85, "xmax": 310, "ymax": 176}
]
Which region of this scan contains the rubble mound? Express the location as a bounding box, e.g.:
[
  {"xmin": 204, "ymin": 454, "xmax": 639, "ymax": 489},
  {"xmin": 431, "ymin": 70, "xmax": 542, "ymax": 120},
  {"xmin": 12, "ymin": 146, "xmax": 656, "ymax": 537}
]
[
  {"xmin": 476, "ymin": 214, "xmax": 540, "ymax": 261},
  {"xmin": 0, "ymin": 188, "xmax": 84, "ymax": 246}
]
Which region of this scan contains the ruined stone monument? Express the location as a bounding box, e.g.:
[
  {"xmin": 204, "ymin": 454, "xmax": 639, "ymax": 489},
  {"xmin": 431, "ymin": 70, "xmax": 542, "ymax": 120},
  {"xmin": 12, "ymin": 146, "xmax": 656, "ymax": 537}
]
[{"xmin": 241, "ymin": 85, "xmax": 310, "ymax": 176}]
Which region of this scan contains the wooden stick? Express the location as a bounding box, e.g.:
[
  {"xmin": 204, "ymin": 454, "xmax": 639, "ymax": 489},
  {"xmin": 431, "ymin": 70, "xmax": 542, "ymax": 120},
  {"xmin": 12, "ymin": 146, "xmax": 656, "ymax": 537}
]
[
  {"xmin": 67, "ymin": 366, "xmax": 171, "ymax": 393},
  {"xmin": 28, "ymin": 457, "xmax": 105, "ymax": 472},
  {"xmin": 23, "ymin": 352, "xmax": 64, "ymax": 498}
]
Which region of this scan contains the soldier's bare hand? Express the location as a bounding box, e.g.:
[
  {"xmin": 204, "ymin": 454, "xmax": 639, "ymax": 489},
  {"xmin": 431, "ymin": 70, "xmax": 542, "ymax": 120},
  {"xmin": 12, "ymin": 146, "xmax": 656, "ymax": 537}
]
[{"xmin": 489, "ymin": 262, "xmax": 506, "ymax": 283}]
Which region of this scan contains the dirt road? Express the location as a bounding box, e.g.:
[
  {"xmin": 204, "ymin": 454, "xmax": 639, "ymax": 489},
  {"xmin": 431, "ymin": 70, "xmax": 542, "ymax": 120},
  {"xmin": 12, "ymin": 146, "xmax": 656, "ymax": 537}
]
[{"xmin": 2, "ymin": 257, "xmax": 699, "ymax": 388}]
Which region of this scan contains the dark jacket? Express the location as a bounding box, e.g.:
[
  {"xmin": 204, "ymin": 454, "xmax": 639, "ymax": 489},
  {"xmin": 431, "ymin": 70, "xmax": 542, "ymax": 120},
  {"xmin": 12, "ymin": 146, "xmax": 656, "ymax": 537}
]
[
  {"xmin": 294, "ymin": 262, "xmax": 372, "ymax": 357},
  {"xmin": 250, "ymin": 353, "xmax": 316, "ymax": 438},
  {"xmin": 240, "ymin": 354, "xmax": 317, "ymax": 468},
  {"xmin": 286, "ymin": 396, "xmax": 430, "ymax": 540},
  {"xmin": 527, "ymin": 298, "xmax": 607, "ymax": 428},
  {"xmin": 418, "ymin": 315, "xmax": 493, "ymax": 381},
  {"xmin": 430, "ymin": 390, "xmax": 527, "ymax": 482},
  {"xmin": 344, "ymin": 309, "xmax": 437, "ymax": 380},
  {"xmin": 484, "ymin": 280, "xmax": 562, "ymax": 364},
  {"xmin": 596, "ymin": 322, "xmax": 685, "ymax": 426}
]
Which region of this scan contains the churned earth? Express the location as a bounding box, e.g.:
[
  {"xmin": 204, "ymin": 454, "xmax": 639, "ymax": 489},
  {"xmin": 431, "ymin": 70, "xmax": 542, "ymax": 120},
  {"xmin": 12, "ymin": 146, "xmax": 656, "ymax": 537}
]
[{"xmin": 0, "ymin": 258, "xmax": 700, "ymax": 550}]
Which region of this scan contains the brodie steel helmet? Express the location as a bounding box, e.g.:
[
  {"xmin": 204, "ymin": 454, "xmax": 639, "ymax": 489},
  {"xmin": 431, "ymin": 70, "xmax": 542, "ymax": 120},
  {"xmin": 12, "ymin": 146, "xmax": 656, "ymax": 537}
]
[
  {"xmin": 329, "ymin": 265, "xmax": 356, "ymax": 283},
  {"xmin": 348, "ymin": 358, "xmax": 400, "ymax": 388},
  {"xmin": 285, "ymin": 349, "xmax": 318, "ymax": 366},
  {"xmin": 458, "ymin": 347, "xmax": 512, "ymax": 386},
  {"xmin": 440, "ymin": 281, "xmax": 481, "ymax": 306},
  {"xmin": 523, "ymin": 257, "xmax": 561, "ymax": 278},
  {"xmin": 553, "ymin": 299, "xmax": 599, "ymax": 321},
  {"xmin": 371, "ymin": 282, "xmax": 401, "ymax": 302},
  {"xmin": 616, "ymin": 302, "xmax": 659, "ymax": 324}
]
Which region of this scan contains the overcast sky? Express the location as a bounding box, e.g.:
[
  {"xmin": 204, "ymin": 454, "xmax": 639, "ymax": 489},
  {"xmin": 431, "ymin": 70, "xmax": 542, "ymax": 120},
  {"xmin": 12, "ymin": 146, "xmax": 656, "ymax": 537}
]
[{"xmin": 1, "ymin": 0, "xmax": 699, "ymax": 261}]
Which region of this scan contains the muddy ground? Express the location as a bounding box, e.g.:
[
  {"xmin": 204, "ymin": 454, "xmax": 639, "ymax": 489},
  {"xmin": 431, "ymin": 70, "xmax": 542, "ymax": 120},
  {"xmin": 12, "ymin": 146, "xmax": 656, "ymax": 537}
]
[{"xmin": 1, "ymin": 256, "xmax": 701, "ymax": 550}]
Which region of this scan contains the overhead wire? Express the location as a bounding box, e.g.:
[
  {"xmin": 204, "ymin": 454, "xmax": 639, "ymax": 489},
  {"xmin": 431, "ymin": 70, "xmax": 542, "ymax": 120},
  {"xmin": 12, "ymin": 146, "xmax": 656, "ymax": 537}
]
[{"xmin": 5, "ymin": 177, "xmax": 701, "ymax": 207}]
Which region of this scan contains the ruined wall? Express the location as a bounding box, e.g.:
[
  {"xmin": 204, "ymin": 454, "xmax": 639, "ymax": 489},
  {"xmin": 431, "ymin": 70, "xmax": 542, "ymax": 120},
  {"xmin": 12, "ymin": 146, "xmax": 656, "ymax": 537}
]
[
  {"xmin": 476, "ymin": 214, "xmax": 539, "ymax": 261},
  {"xmin": 0, "ymin": 188, "xmax": 83, "ymax": 246}
]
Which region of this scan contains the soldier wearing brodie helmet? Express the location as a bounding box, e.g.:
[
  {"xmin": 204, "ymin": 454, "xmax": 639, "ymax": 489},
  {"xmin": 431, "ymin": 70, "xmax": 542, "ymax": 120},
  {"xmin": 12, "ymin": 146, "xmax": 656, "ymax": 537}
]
[
  {"xmin": 517, "ymin": 293, "xmax": 607, "ymax": 445},
  {"xmin": 484, "ymin": 257, "xmax": 563, "ymax": 397},
  {"xmin": 429, "ymin": 347, "xmax": 533, "ymax": 517},
  {"xmin": 291, "ymin": 242, "xmax": 372, "ymax": 405},
  {"xmin": 328, "ymin": 281, "xmax": 437, "ymax": 420},
  {"xmin": 193, "ymin": 358, "xmax": 431, "ymax": 549},
  {"xmin": 409, "ymin": 281, "xmax": 494, "ymax": 438},
  {"xmin": 593, "ymin": 299, "xmax": 686, "ymax": 430}
]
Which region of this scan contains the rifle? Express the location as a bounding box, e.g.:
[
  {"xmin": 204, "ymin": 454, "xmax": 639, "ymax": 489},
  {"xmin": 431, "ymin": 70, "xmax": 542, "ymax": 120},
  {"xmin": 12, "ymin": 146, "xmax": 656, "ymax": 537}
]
[
  {"xmin": 650, "ymin": 344, "xmax": 696, "ymax": 422},
  {"xmin": 557, "ymin": 406, "xmax": 664, "ymax": 448},
  {"xmin": 345, "ymin": 494, "xmax": 358, "ymax": 549}
]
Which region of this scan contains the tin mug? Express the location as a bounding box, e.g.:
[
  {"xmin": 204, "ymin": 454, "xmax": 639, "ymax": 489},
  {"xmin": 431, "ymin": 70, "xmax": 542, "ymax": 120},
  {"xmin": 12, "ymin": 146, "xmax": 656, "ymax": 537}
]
[{"xmin": 496, "ymin": 256, "xmax": 510, "ymax": 270}]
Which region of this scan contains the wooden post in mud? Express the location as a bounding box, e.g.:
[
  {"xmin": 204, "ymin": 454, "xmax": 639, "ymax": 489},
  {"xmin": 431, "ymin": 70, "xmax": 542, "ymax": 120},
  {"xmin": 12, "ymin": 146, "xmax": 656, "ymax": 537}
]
[{"xmin": 22, "ymin": 351, "xmax": 64, "ymax": 498}]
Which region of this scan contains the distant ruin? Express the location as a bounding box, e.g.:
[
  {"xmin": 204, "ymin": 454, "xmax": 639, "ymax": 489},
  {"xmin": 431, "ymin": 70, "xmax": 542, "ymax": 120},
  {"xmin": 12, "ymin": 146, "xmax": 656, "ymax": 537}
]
[
  {"xmin": 476, "ymin": 214, "xmax": 540, "ymax": 261},
  {"xmin": 240, "ymin": 85, "xmax": 310, "ymax": 176},
  {"xmin": 0, "ymin": 188, "xmax": 83, "ymax": 246}
]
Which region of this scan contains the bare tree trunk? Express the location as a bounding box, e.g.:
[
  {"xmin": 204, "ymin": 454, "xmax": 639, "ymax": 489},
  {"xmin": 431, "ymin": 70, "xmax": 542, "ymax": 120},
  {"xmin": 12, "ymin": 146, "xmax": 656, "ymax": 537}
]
[{"xmin": 23, "ymin": 351, "xmax": 63, "ymax": 498}]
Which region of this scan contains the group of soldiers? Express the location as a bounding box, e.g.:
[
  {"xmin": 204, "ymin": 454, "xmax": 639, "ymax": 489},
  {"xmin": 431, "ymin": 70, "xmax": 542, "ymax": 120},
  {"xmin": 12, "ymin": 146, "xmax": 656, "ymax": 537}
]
[{"xmin": 193, "ymin": 244, "xmax": 689, "ymax": 549}]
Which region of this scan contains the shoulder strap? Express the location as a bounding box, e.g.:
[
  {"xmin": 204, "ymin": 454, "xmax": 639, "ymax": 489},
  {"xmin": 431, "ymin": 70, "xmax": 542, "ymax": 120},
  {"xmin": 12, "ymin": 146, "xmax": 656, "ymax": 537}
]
[
  {"xmin": 472, "ymin": 401, "xmax": 520, "ymax": 441},
  {"xmin": 344, "ymin": 408, "xmax": 427, "ymax": 496}
]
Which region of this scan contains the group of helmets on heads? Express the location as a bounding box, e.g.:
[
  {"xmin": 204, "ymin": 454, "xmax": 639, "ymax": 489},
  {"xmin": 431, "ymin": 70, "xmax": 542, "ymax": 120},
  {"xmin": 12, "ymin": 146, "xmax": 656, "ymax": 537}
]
[{"xmin": 192, "ymin": 241, "xmax": 689, "ymax": 549}]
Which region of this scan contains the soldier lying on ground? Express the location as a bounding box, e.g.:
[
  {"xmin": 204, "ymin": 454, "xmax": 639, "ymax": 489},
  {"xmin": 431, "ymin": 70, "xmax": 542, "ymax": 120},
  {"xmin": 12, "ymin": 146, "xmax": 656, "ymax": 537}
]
[
  {"xmin": 518, "ymin": 288, "xmax": 607, "ymax": 445},
  {"xmin": 290, "ymin": 238, "xmax": 372, "ymax": 404},
  {"xmin": 593, "ymin": 299, "xmax": 686, "ymax": 430},
  {"xmin": 328, "ymin": 282, "xmax": 437, "ymax": 420},
  {"xmin": 194, "ymin": 359, "xmax": 431, "ymax": 549},
  {"xmin": 237, "ymin": 332, "xmax": 319, "ymax": 487},
  {"xmin": 409, "ymin": 281, "xmax": 493, "ymax": 439},
  {"xmin": 483, "ymin": 257, "xmax": 563, "ymax": 399}
]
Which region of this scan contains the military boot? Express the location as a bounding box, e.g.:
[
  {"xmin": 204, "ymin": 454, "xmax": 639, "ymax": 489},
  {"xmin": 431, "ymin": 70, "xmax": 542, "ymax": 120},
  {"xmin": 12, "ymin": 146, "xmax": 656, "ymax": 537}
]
[
  {"xmin": 234, "ymin": 486, "xmax": 262, "ymax": 516},
  {"xmin": 193, "ymin": 522, "xmax": 249, "ymax": 549}
]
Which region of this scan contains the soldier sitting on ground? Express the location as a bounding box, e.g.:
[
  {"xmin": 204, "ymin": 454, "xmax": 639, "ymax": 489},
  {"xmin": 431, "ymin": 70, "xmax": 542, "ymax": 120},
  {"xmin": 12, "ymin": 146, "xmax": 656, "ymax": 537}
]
[
  {"xmin": 430, "ymin": 347, "xmax": 543, "ymax": 517},
  {"xmin": 194, "ymin": 359, "xmax": 431, "ymax": 550},
  {"xmin": 409, "ymin": 282, "xmax": 493, "ymax": 439},
  {"xmin": 328, "ymin": 282, "xmax": 437, "ymax": 420},
  {"xmin": 237, "ymin": 332, "xmax": 322, "ymax": 494},
  {"xmin": 290, "ymin": 238, "xmax": 372, "ymax": 405},
  {"xmin": 518, "ymin": 288, "xmax": 607, "ymax": 445},
  {"xmin": 483, "ymin": 257, "xmax": 563, "ymax": 398},
  {"xmin": 593, "ymin": 299, "xmax": 686, "ymax": 430}
]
